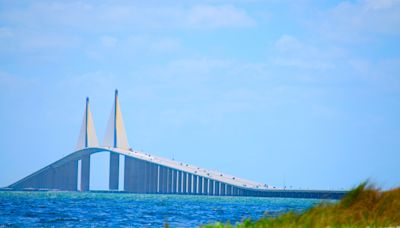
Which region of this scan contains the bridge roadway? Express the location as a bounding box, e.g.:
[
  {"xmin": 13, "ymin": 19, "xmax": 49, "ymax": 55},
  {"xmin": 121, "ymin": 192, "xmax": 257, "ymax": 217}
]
[{"xmin": 8, "ymin": 147, "xmax": 346, "ymax": 199}]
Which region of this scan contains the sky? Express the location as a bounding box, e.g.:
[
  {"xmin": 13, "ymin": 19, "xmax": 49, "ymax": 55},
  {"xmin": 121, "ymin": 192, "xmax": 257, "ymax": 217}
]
[{"xmin": 0, "ymin": 0, "xmax": 399, "ymax": 190}]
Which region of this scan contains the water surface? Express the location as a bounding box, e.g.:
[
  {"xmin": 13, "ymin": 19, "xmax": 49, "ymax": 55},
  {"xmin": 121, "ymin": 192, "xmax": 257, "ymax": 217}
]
[{"xmin": 0, "ymin": 191, "xmax": 329, "ymax": 227}]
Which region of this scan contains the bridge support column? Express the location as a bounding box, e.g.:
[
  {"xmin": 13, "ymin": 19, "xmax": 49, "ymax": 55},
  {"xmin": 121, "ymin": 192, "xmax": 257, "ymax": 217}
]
[
  {"xmin": 68, "ymin": 160, "xmax": 78, "ymax": 191},
  {"xmin": 221, "ymin": 183, "xmax": 226, "ymax": 196},
  {"xmin": 109, "ymin": 153, "xmax": 119, "ymax": 190},
  {"xmin": 176, "ymin": 171, "xmax": 180, "ymax": 194},
  {"xmin": 198, "ymin": 177, "xmax": 203, "ymax": 195},
  {"xmin": 193, "ymin": 175, "xmax": 198, "ymax": 194},
  {"xmin": 203, "ymin": 178, "xmax": 209, "ymax": 195},
  {"xmin": 159, "ymin": 166, "xmax": 166, "ymax": 194},
  {"xmin": 137, "ymin": 159, "xmax": 145, "ymax": 193},
  {"xmin": 227, "ymin": 185, "xmax": 232, "ymax": 196},
  {"xmin": 124, "ymin": 156, "xmax": 132, "ymax": 192},
  {"xmin": 81, "ymin": 155, "xmax": 90, "ymax": 191},
  {"xmin": 166, "ymin": 168, "xmax": 170, "ymax": 194},
  {"xmin": 148, "ymin": 163, "xmax": 157, "ymax": 193},
  {"xmin": 208, "ymin": 180, "xmax": 215, "ymax": 195},
  {"xmin": 182, "ymin": 172, "xmax": 187, "ymax": 194},
  {"xmin": 144, "ymin": 161, "xmax": 149, "ymax": 193},
  {"xmin": 187, "ymin": 174, "xmax": 192, "ymax": 194},
  {"xmin": 171, "ymin": 169, "xmax": 177, "ymax": 194},
  {"xmin": 215, "ymin": 181, "xmax": 220, "ymax": 196}
]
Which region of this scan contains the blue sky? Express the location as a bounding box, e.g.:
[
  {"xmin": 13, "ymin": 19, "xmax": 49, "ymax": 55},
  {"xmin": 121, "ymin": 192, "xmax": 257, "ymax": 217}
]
[{"xmin": 1, "ymin": 0, "xmax": 399, "ymax": 190}]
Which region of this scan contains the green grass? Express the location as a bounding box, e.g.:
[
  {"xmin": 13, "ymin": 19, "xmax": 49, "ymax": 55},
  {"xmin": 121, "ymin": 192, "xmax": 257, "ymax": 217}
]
[{"xmin": 203, "ymin": 182, "xmax": 400, "ymax": 227}]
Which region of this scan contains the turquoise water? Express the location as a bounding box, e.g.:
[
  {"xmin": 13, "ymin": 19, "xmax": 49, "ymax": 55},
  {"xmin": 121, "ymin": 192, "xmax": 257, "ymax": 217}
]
[{"xmin": 0, "ymin": 191, "xmax": 326, "ymax": 227}]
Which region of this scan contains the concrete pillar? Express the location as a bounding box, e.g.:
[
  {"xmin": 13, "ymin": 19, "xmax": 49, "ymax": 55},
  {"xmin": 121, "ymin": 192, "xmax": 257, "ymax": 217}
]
[
  {"xmin": 133, "ymin": 157, "xmax": 139, "ymax": 192},
  {"xmin": 169, "ymin": 169, "xmax": 174, "ymax": 193},
  {"xmin": 182, "ymin": 172, "xmax": 187, "ymax": 194},
  {"xmin": 68, "ymin": 160, "xmax": 78, "ymax": 191},
  {"xmin": 160, "ymin": 166, "xmax": 168, "ymax": 194},
  {"xmin": 137, "ymin": 160, "xmax": 145, "ymax": 193},
  {"xmin": 209, "ymin": 180, "xmax": 214, "ymax": 195},
  {"xmin": 143, "ymin": 161, "xmax": 149, "ymax": 193},
  {"xmin": 228, "ymin": 185, "xmax": 231, "ymax": 196},
  {"xmin": 171, "ymin": 169, "xmax": 176, "ymax": 194},
  {"xmin": 54, "ymin": 165, "xmax": 62, "ymax": 190},
  {"xmin": 221, "ymin": 183, "xmax": 226, "ymax": 196},
  {"xmin": 109, "ymin": 153, "xmax": 119, "ymax": 190},
  {"xmin": 157, "ymin": 165, "xmax": 160, "ymax": 193},
  {"xmin": 125, "ymin": 157, "xmax": 147, "ymax": 193},
  {"xmin": 159, "ymin": 166, "xmax": 164, "ymax": 193},
  {"xmin": 169, "ymin": 168, "xmax": 173, "ymax": 194},
  {"xmin": 215, "ymin": 181, "xmax": 220, "ymax": 196},
  {"xmin": 163, "ymin": 167, "xmax": 168, "ymax": 193},
  {"xmin": 198, "ymin": 177, "xmax": 203, "ymax": 195},
  {"xmin": 81, "ymin": 155, "xmax": 90, "ymax": 191},
  {"xmin": 40, "ymin": 168, "xmax": 53, "ymax": 190},
  {"xmin": 204, "ymin": 178, "xmax": 209, "ymax": 195},
  {"xmin": 124, "ymin": 156, "xmax": 133, "ymax": 192},
  {"xmin": 193, "ymin": 175, "xmax": 198, "ymax": 194},
  {"xmin": 149, "ymin": 163, "xmax": 157, "ymax": 193},
  {"xmin": 57, "ymin": 163, "xmax": 68, "ymax": 190},
  {"xmin": 176, "ymin": 171, "xmax": 180, "ymax": 194},
  {"xmin": 165, "ymin": 168, "xmax": 171, "ymax": 194},
  {"xmin": 187, "ymin": 174, "xmax": 192, "ymax": 194}
]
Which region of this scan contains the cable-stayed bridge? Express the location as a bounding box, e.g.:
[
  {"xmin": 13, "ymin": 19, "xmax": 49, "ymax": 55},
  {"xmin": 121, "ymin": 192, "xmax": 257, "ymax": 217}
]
[{"xmin": 8, "ymin": 90, "xmax": 346, "ymax": 199}]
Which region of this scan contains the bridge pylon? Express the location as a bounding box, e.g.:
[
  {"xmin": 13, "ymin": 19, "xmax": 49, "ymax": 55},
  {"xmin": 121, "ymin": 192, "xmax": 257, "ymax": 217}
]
[
  {"xmin": 76, "ymin": 97, "xmax": 99, "ymax": 150},
  {"xmin": 104, "ymin": 89, "xmax": 130, "ymax": 190},
  {"xmin": 76, "ymin": 97, "xmax": 98, "ymax": 191},
  {"xmin": 103, "ymin": 89, "xmax": 130, "ymax": 149}
]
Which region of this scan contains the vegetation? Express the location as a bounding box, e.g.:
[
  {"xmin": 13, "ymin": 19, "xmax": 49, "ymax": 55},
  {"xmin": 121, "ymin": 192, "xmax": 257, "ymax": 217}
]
[{"xmin": 204, "ymin": 182, "xmax": 400, "ymax": 227}]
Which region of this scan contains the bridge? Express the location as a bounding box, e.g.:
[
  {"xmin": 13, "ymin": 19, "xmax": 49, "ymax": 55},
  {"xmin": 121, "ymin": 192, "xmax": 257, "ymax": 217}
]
[{"xmin": 8, "ymin": 90, "xmax": 346, "ymax": 199}]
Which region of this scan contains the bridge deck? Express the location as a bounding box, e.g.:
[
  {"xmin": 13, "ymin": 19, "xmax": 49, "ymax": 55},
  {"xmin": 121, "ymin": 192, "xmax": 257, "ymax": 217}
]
[{"xmin": 8, "ymin": 147, "xmax": 347, "ymax": 199}]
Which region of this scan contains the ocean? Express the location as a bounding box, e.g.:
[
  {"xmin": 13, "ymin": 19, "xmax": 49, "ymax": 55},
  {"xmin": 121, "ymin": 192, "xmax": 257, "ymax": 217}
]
[{"xmin": 0, "ymin": 191, "xmax": 327, "ymax": 227}]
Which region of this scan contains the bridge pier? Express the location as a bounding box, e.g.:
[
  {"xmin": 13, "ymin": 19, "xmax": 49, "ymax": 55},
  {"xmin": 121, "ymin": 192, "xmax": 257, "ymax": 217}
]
[
  {"xmin": 172, "ymin": 169, "xmax": 177, "ymax": 194},
  {"xmin": 182, "ymin": 172, "xmax": 187, "ymax": 194},
  {"xmin": 193, "ymin": 175, "xmax": 198, "ymax": 194},
  {"xmin": 166, "ymin": 168, "xmax": 171, "ymax": 194},
  {"xmin": 209, "ymin": 180, "xmax": 214, "ymax": 195},
  {"xmin": 109, "ymin": 153, "xmax": 119, "ymax": 190},
  {"xmin": 144, "ymin": 161, "xmax": 149, "ymax": 193},
  {"xmin": 198, "ymin": 176, "xmax": 203, "ymax": 194},
  {"xmin": 215, "ymin": 182, "xmax": 220, "ymax": 196},
  {"xmin": 221, "ymin": 183, "xmax": 226, "ymax": 196},
  {"xmin": 187, "ymin": 174, "xmax": 192, "ymax": 194},
  {"xmin": 68, "ymin": 161, "xmax": 78, "ymax": 191},
  {"xmin": 176, "ymin": 170, "xmax": 181, "ymax": 193},
  {"xmin": 80, "ymin": 155, "xmax": 90, "ymax": 191},
  {"xmin": 169, "ymin": 168, "xmax": 173, "ymax": 193},
  {"xmin": 124, "ymin": 156, "xmax": 132, "ymax": 192}
]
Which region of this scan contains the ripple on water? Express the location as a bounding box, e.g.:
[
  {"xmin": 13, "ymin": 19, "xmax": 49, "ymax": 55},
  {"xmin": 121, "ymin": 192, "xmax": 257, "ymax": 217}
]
[{"xmin": 0, "ymin": 191, "xmax": 330, "ymax": 227}]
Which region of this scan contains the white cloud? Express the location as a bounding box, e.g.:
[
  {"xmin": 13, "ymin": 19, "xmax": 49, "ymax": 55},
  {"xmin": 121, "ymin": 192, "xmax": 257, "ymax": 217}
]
[
  {"xmin": 187, "ymin": 5, "xmax": 255, "ymax": 28},
  {"xmin": 313, "ymin": 0, "xmax": 400, "ymax": 42},
  {"xmin": 350, "ymin": 58, "xmax": 400, "ymax": 88},
  {"xmin": 58, "ymin": 71, "xmax": 117, "ymax": 95},
  {"xmin": 275, "ymin": 35, "xmax": 303, "ymax": 52},
  {"xmin": 364, "ymin": 0, "xmax": 400, "ymax": 10},
  {"xmin": 0, "ymin": 71, "xmax": 38, "ymax": 89},
  {"xmin": 272, "ymin": 35, "xmax": 340, "ymax": 70},
  {"xmin": 19, "ymin": 33, "xmax": 81, "ymax": 50},
  {"xmin": 1, "ymin": 1, "xmax": 255, "ymax": 30},
  {"xmin": 100, "ymin": 36, "xmax": 118, "ymax": 48},
  {"xmin": 149, "ymin": 38, "xmax": 181, "ymax": 52},
  {"xmin": 0, "ymin": 27, "xmax": 13, "ymax": 38},
  {"xmin": 167, "ymin": 58, "xmax": 231, "ymax": 73}
]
